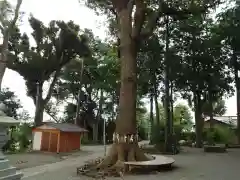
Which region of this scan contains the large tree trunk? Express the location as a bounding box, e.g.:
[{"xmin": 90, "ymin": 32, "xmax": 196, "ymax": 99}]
[
  {"xmin": 194, "ymin": 90, "xmax": 203, "ymax": 148},
  {"xmin": 75, "ymin": 59, "xmax": 84, "ymax": 125},
  {"xmin": 149, "ymin": 93, "xmax": 154, "ymax": 143},
  {"xmin": 34, "ymin": 100, "xmax": 44, "ymax": 126},
  {"xmin": 233, "ymin": 52, "xmax": 240, "ymax": 144},
  {"xmin": 208, "ymin": 90, "xmax": 214, "ymax": 130},
  {"xmin": 170, "ymin": 80, "xmax": 174, "ymax": 129},
  {"xmin": 98, "ymin": 3, "xmax": 149, "ymax": 170},
  {"xmin": 153, "ymin": 73, "xmax": 160, "ymax": 126},
  {"xmin": 164, "ymin": 15, "xmax": 173, "ymax": 152},
  {"xmin": 33, "ymin": 71, "xmax": 59, "ymax": 126},
  {"xmin": 34, "ymin": 83, "xmax": 44, "ymax": 126},
  {"xmin": 94, "ymin": 90, "xmax": 104, "ymax": 142}
]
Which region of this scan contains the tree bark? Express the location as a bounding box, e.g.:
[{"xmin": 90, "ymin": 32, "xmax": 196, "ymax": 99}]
[
  {"xmin": 170, "ymin": 80, "xmax": 174, "ymax": 129},
  {"xmin": 34, "ymin": 99, "xmax": 44, "ymax": 126},
  {"xmin": 33, "ymin": 70, "xmax": 60, "ymax": 126},
  {"xmin": 193, "ymin": 90, "xmax": 203, "ymax": 148},
  {"xmin": 233, "ymin": 52, "xmax": 240, "ymax": 144},
  {"xmin": 149, "ymin": 93, "xmax": 154, "ymax": 143},
  {"xmin": 115, "ymin": 7, "xmax": 136, "ymax": 135},
  {"xmin": 208, "ymin": 90, "xmax": 214, "ymax": 131},
  {"xmin": 34, "ymin": 82, "xmax": 44, "ymax": 126},
  {"xmin": 153, "ymin": 73, "xmax": 160, "ymax": 126},
  {"xmin": 94, "ymin": 90, "xmax": 104, "ymax": 142},
  {"xmin": 164, "ymin": 15, "xmax": 173, "ymax": 152},
  {"xmin": 75, "ymin": 59, "xmax": 84, "ymax": 125}
]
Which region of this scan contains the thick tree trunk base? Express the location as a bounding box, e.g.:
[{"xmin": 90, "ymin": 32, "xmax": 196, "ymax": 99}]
[
  {"xmin": 97, "ymin": 143, "xmax": 149, "ymax": 172},
  {"xmin": 77, "ymin": 143, "xmax": 152, "ymax": 178}
]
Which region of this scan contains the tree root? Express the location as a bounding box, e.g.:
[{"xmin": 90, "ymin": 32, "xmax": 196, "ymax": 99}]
[{"xmin": 96, "ymin": 143, "xmax": 151, "ymax": 176}]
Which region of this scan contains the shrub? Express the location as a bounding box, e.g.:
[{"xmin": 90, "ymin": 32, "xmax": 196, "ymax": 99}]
[
  {"xmin": 204, "ymin": 125, "xmax": 235, "ymax": 144},
  {"xmin": 150, "ymin": 123, "xmax": 165, "ymax": 145}
]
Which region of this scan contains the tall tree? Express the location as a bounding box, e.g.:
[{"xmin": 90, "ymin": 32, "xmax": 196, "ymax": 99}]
[
  {"xmin": 82, "ymin": 0, "xmax": 219, "ymax": 169},
  {"xmin": 7, "ymin": 17, "xmax": 90, "ymax": 125},
  {"xmin": 217, "ymin": 2, "xmax": 240, "ymax": 143}
]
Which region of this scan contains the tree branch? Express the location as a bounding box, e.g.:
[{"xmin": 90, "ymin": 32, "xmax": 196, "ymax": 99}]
[
  {"xmin": 141, "ymin": 1, "xmax": 220, "ymax": 38},
  {"xmin": 127, "ymin": 0, "xmax": 134, "ymax": 14},
  {"xmin": 0, "ymin": 24, "xmax": 4, "ymax": 34},
  {"xmin": 44, "ymin": 70, "xmax": 60, "ymax": 104},
  {"xmin": 112, "ymin": 0, "xmax": 130, "ymax": 11},
  {"xmin": 45, "ymin": 108, "xmax": 61, "ymax": 123},
  {"xmin": 132, "ymin": 0, "xmax": 145, "ymax": 39},
  {"xmin": 140, "ymin": 2, "xmax": 164, "ymax": 38},
  {"xmin": 9, "ymin": 0, "xmax": 22, "ymax": 30}
]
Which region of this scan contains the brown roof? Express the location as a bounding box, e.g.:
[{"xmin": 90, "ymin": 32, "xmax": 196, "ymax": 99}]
[{"xmin": 44, "ymin": 122, "xmax": 88, "ymax": 133}]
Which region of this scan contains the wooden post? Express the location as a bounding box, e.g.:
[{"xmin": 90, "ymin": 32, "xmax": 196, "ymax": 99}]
[
  {"xmin": 48, "ymin": 132, "xmax": 52, "ymax": 152},
  {"xmin": 57, "ymin": 132, "xmax": 60, "ymax": 153}
]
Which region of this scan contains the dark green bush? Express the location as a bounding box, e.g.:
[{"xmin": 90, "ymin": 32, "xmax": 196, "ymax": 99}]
[
  {"xmin": 204, "ymin": 125, "xmax": 235, "ymax": 144},
  {"xmin": 150, "ymin": 123, "xmax": 165, "ymax": 145}
]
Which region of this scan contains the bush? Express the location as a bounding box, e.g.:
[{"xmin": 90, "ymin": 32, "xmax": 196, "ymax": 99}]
[
  {"xmin": 138, "ymin": 124, "xmax": 148, "ymax": 140},
  {"xmin": 150, "ymin": 123, "xmax": 165, "ymax": 145},
  {"xmin": 204, "ymin": 125, "xmax": 235, "ymax": 144}
]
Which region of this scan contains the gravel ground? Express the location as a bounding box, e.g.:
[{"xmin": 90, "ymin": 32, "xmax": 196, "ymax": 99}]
[{"xmin": 23, "ymin": 147, "xmax": 240, "ymax": 180}]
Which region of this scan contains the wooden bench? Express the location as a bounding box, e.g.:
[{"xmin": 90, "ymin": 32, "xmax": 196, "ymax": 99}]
[{"xmin": 124, "ymin": 154, "xmax": 175, "ymax": 171}]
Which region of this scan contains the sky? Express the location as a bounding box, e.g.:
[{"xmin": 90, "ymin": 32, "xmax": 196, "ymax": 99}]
[{"xmin": 1, "ymin": 0, "xmax": 237, "ymax": 119}]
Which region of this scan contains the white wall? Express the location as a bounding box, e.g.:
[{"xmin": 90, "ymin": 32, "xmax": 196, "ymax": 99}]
[{"xmin": 32, "ymin": 131, "xmax": 42, "ymax": 150}]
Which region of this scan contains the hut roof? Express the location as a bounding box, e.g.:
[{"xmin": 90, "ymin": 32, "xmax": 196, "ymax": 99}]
[{"xmin": 36, "ymin": 122, "xmax": 88, "ymax": 133}]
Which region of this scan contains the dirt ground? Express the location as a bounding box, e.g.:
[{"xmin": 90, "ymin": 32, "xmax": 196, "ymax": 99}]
[{"xmin": 6, "ymin": 149, "xmax": 92, "ymax": 169}]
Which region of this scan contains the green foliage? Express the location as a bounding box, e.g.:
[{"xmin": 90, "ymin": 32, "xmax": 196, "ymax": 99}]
[
  {"xmin": 173, "ymin": 103, "xmax": 193, "ymax": 131},
  {"xmin": 55, "ymin": 33, "xmax": 120, "ymax": 133},
  {"xmin": 0, "ymin": 88, "xmax": 22, "ymax": 119},
  {"xmin": 202, "ymin": 99, "xmax": 227, "ymax": 117},
  {"xmin": 3, "ymin": 123, "xmax": 32, "ymax": 153},
  {"xmin": 137, "ymin": 108, "xmax": 148, "ymax": 140},
  {"xmin": 204, "ymin": 125, "xmax": 235, "ymax": 144},
  {"xmin": 0, "ymin": 88, "xmax": 32, "ymax": 153},
  {"xmin": 150, "ymin": 123, "xmax": 165, "ymax": 145},
  {"xmin": 154, "ymin": 103, "xmax": 193, "ymax": 130},
  {"xmin": 8, "ymin": 17, "xmax": 91, "ymax": 101}
]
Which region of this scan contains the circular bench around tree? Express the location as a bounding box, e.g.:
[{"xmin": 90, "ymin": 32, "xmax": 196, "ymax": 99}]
[{"xmin": 124, "ymin": 154, "xmax": 175, "ymax": 171}]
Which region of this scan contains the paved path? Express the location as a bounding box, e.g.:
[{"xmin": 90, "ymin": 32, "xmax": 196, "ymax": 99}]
[
  {"xmin": 21, "ymin": 141, "xmax": 149, "ymax": 179},
  {"xmin": 20, "ymin": 145, "xmax": 107, "ymax": 179},
  {"xmin": 21, "ymin": 145, "xmax": 240, "ymax": 180}
]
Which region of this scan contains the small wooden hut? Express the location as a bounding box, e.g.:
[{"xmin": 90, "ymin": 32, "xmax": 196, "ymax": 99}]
[{"xmin": 32, "ymin": 122, "xmax": 87, "ymax": 153}]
